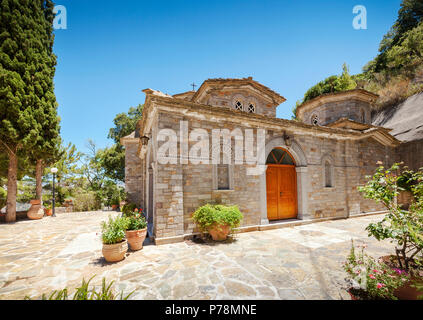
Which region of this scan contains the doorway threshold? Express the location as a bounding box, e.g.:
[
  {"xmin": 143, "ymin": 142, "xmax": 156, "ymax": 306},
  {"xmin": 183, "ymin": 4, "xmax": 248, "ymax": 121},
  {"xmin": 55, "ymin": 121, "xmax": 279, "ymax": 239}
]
[{"xmin": 259, "ymin": 219, "xmax": 304, "ymax": 231}]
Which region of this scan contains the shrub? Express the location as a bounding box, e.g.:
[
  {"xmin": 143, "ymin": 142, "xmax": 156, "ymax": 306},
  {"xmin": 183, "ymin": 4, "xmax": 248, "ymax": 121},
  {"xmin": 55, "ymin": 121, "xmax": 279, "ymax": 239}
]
[
  {"xmin": 192, "ymin": 204, "xmax": 243, "ymax": 233},
  {"xmin": 73, "ymin": 191, "xmax": 102, "ymax": 212},
  {"xmin": 124, "ymin": 214, "xmax": 147, "ymax": 231},
  {"xmin": 0, "ymin": 186, "xmax": 6, "ymax": 210},
  {"xmin": 25, "ymin": 276, "xmax": 134, "ymax": 300},
  {"xmin": 358, "ymin": 163, "xmax": 423, "ymax": 270},
  {"xmin": 122, "ymin": 206, "xmax": 146, "ymax": 230},
  {"xmin": 101, "ymin": 216, "xmax": 129, "ymax": 244},
  {"xmin": 110, "ymin": 192, "xmax": 120, "ymax": 206},
  {"xmin": 122, "ymin": 203, "xmax": 137, "ymax": 216},
  {"xmin": 343, "ymin": 241, "xmax": 409, "ymax": 300}
]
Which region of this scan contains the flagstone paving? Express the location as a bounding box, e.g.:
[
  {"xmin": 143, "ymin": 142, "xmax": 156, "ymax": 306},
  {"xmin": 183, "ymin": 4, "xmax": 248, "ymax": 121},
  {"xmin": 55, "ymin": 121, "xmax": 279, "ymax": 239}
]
[{"xmin": 0, "ymin": 211, "xmax": 394, "ymax": 300}]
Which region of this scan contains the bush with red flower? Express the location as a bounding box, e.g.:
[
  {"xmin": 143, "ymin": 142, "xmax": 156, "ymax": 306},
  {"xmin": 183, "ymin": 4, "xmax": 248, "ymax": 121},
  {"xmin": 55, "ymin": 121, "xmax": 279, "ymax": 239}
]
[{"xmin": 121, "ymin": 203, "xmax": 146, "ymax": 231}]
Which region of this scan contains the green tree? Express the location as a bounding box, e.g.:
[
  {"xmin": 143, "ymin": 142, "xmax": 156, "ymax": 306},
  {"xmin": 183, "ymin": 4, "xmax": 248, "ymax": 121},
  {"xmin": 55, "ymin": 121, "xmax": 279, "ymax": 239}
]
[
  {"xmin": 293, "ymin": 64, "xmax": 357, "ymax": 118},
  {"xmin": 81, "ymin": 139, "xmax": 124, "ymax": 207},
  {"xmin": 366, "ymin": 0, "xmax": 423, "ymax": 74},
  {"xmin": 0, "ymin": 0, "xmax": 58, "ymax": 222},
  {"xmin": 302, "ymin": 64, "xmax": 357, "ymax": 103},
  {"xmin": 385, "ymin": 22, "xmax": 423, "ymax": 74},
  {"xmin": 100, "ymin": 104, "xmax": 143, "ymax": 182},
  {"xmin": 82, "ymin": 139, "xmax": 108, "ymax": 191},
  {"xmin": 48, "ymin": 141, "xmax": 83, "ymax": 205}
]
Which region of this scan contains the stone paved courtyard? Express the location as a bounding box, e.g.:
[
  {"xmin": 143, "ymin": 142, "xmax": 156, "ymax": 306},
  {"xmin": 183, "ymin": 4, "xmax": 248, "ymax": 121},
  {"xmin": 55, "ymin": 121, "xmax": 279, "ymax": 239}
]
[{"xmin": 0, "ymin": 211, "xmax": 394, "ymax": 300}]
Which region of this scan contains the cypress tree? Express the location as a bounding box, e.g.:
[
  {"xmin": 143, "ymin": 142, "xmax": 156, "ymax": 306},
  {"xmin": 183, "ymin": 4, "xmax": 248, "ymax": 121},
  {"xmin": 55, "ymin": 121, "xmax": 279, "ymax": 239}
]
[{"xmin": 0, "ymin": 0, "xmax": 59, "ymax": 221}]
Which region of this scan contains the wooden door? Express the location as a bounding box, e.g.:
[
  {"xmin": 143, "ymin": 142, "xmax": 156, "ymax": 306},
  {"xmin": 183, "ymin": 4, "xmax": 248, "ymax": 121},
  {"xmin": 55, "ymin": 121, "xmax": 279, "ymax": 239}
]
[{"xmin": 266, "ymin": 165, "xmax": 297, "ymax": 220}]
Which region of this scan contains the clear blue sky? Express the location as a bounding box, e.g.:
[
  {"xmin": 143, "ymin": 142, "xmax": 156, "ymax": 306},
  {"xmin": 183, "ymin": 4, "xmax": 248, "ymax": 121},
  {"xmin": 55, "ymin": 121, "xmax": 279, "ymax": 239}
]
[{"xmin": 53, "ymin": 0, "xmax": 402, "ymax": 153}]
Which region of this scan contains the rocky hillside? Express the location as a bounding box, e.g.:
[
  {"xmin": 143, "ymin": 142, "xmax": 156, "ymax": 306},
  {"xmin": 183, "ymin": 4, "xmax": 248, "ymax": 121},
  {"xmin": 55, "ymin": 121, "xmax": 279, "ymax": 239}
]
[{"xmin": 372, "ymin": 92, "xmax": 423, "ymax": 142}]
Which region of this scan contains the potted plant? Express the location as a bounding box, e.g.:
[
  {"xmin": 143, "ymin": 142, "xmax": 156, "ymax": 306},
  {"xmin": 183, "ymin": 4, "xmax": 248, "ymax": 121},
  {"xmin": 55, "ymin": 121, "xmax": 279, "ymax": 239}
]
[
  {"xmin": 44, "ymin": 203, "xmax": 53, "ymax": 216},
  {"xmin": 122, "ymin": 203, "xmax": 137, "ymax": 216},
  {"xmin": 343, "ymin": 241, "xmax": 409, "ymax": 300},
  {"xmin": 123, "ymin": 208, "xmax": 147, "ymax": 251},
  {"xmin": 358, "ymin": 162, "xmax": 423, "ymax": 299},
  {"xmin": 192, "ymin": 204, "xmax": 243, "ymax": 241},
  {"xmin": 101, "ymin": 216, "xmax": 129, "ymax": 263},
  {"xmin": 110, "ymin": 194, "xmax": 120, "ymax": 211}
]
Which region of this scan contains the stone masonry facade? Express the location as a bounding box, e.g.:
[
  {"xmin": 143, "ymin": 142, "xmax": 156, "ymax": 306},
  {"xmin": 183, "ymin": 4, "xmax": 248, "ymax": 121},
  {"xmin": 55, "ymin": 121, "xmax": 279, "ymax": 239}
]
[{"xmin": 122, "ymin": 78, "xmax": 418, "ymax": 245}]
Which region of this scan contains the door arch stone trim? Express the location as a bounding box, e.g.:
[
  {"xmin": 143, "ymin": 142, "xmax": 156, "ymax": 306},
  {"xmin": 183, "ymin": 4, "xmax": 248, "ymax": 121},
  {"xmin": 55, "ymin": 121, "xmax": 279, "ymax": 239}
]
[{"xmin": 260, "ymin": 136, "xmax": 309, "ymax": 224}]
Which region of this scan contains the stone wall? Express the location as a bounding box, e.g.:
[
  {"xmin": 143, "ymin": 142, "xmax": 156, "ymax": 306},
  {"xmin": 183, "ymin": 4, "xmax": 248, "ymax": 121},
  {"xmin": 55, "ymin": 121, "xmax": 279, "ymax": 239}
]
[
  {"xmin": 154, "ymin": 111, "xmax": 262, "ymax": 240},
  {"xmin": 124, "ymin": 142, "xmax": 144, "ymax": 207},
  {"xmin": 149, "ymin": 108, "xmax": 391, "ymax": 243},
  {"xmin": 206, "ymin": 89, "xmax": 276, "ymax": 118},
  {"xmin": 397, "ymin": 139, "xmax": 423, "ymax": 171},
  {"xmin": 302, "ymin": 99, "xmax": 371, "ymax": 126}
]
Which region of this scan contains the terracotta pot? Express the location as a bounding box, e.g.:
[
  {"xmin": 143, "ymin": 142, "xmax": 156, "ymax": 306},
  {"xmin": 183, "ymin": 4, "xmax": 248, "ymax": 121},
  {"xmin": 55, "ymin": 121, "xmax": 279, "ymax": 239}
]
[
  {"xmin": 208, "ymin": 224, "xmax": 231, "ymax": 241},
  {"xmin": 348, "ymin": 289, "xmax": 360, "ymax": 300},
  {"xmin": 394, "ymin": 277, "xmax": 423, "ymax": 300},
  {"xmin": 44, "ymin": 208, "xmax": 53, "ymax": 216},
  {"xmin": 102, "ymin": 240, "xmax": 128, "ymax": 263},
  {"xmin": 125, "ymin": 228, "xmax": 147, "ymax": 251},
  {"xmin": 112, "ymin": 204, "xmax": 118, "ymax": 210},
  {"xmin": 27, "ymin": 200, "xmax": 44, "ymax": 220},
  {"xmin": 379, "ymin": 255, "xmax": 423, "ymax": 300}
]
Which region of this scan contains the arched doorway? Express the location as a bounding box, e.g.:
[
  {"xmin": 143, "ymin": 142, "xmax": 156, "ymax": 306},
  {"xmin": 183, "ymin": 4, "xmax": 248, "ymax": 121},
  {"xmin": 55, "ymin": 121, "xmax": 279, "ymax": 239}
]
[{"xmin": 266, "ymin": 148, "xmax": 298, "ymax": 220}]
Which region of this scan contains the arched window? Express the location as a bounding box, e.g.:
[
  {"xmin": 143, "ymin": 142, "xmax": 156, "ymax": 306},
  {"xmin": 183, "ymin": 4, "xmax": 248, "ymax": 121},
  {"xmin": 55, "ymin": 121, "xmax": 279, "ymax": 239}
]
[
  {"xmin": 266, "ymin": 148, "xmax": 295, "ymax": 165},
  {"xmin": 235, "ymin": 100, "xmax": 243, "ymax": 111},
  {"xmin": 217, "ymin": 164, "xmax": 230, "ymax": 190},
  {"xmin": 311, "ymin": 114, "xmax": 319, "ymax": 126},
  {"xmin": 247, "ymin": 103, "xmax": 256, "ymax": 113},
  {"xmin": 325, "ymin": 161, "xmax": 332, "ymax": 187}
]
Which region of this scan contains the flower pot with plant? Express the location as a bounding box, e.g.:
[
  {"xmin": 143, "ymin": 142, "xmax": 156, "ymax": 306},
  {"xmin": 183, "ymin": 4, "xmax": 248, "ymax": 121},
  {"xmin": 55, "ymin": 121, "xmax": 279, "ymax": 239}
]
[
  {"xmin": 124, "ymin": 208, "xmax": 147, "ymax": 251},
  {"xmin": 343, "ymin": 240, "xmax": 409, "ymax": 300},
  {"xmin": 110, "ymin": 194, "xmax": 120, "ymax": 211},
  {"xmin": 44, "ymin": 203, "xmax": 53, "ymax": 216},
  {"xmin": 101, "ymin": 216, "xmax": 129, "ymax": 262},
  {"xmin": 358, "ymin": 163, "xmax": 423, "ymax": 299},
  {"xmin": 192, "ymin": 204, "xmax": 243, "ymax": 241}
]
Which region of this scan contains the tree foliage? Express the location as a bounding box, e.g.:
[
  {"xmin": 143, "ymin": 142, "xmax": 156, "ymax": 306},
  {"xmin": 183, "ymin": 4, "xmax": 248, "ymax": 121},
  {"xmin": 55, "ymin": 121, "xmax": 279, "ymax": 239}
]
[
  {"xmin": 0, "ymin": 0, "xmax": 59, "ymax": 221},
  {"xmin": 367, "ymin": 0, "xmax": 423, "ymax": 74},
  {"xmin": 99, "ymin": 104, "xmax": 143, "ymax": 182},
  {"xmin": 0, "ymin": 0, "xmax": 59, "ymax": 154},
  {"xmin": 292, "ymin": 64, "xmax": 356, "ymax": 118}
]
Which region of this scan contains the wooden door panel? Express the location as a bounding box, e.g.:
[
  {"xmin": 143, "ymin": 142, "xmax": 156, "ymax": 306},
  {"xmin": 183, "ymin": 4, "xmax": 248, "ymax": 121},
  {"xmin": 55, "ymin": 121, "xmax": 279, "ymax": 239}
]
[
  {"xmin": 266, "ymin": 167, "xmax": 278, "ymax": 221},
  {"xmin": 278, "ymin": 167, "xmax": 297, "ymax": 219},
  {"xmin": 267, "ymin": 165, "xmax": 297, "ymax": 220}
]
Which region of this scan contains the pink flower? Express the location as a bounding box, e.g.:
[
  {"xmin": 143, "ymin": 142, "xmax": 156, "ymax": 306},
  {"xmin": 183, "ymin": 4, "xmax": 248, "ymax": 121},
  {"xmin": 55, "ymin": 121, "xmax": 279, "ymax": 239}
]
[
  {"xmin": 369, "ymin": 274, "xmax": 376, "ymax": 279},
  {"xmin": 377, "ymin": 283, "xmax": 385, "ymax": 289},
  {"xmin": 373, "ymin": 269, "xmax": 379, "ymax": 274}
]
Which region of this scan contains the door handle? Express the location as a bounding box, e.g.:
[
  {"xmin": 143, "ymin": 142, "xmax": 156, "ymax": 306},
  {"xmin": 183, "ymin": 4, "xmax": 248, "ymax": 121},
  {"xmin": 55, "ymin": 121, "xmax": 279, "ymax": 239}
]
[{"xmin": 280, "ymin": 192, "xmax": 283, "ymax": 196}]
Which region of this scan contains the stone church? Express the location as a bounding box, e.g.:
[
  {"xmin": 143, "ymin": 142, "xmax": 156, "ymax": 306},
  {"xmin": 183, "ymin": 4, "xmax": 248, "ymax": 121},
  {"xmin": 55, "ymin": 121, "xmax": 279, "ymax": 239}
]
[{"xmin": 122, "ymin": 77, "xmax": 423, "ymax": 245}]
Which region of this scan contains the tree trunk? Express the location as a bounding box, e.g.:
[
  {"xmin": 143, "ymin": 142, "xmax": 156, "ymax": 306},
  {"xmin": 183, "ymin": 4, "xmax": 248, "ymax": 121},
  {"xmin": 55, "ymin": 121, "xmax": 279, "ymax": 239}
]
[
  {"xmin": 35, "ymin": 159, "xmax": 43, "ymax": 205},
  {"xmin": 5, "ymin": 150, "xmax": 18, "ymax": 223}
]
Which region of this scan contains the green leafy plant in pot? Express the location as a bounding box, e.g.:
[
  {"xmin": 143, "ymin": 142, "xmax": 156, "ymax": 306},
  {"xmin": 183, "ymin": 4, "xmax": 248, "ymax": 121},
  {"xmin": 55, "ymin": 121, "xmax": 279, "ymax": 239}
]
[
  {"xmin": 101, "ymin": 216, "xmax": 129, "ymax": 262},
  {"xmin": 358, "ymin": 162, "xmax": 423, "ymax": 299},
  {"xmin": 124, "ymin": 208, "xmax": 147, "ymax": 251},
  {"xmin": 110, "ymin": 193, "xmax": 120, "ymax": 211},
  {"xmin": 192, "ymin": 204, "xmax": 243, "ymax": 241},
  {"xmin": 44, "ymin": 203, "xmax": 53, "ymax": 216}
]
